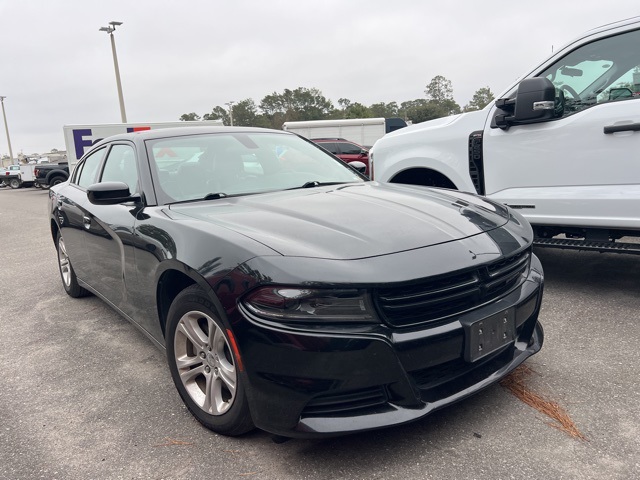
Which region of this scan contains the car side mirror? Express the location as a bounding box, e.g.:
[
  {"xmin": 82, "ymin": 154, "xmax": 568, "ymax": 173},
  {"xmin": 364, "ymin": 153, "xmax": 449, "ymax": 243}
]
[
  {"xmin": 87, "ymin": 181, "xmax": 141, "ymax": 205},
  {"xmin": 493, "ymin": 77, "xmax": 557, "ymax": 129},
  {"xmin": 349, "ymin": 161, "xmax": 368, "ymax": 175}
]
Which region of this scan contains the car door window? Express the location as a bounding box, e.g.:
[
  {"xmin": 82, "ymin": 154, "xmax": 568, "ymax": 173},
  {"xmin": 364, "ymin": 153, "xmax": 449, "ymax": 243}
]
[
  {"xmin": 76, "ymin": 148, "xmax": 106, "ymax": 188},
  {"xmin": 538, "ymin": 28, "xmax": 640, "ymax": 118},
  {"xmin": 100, "ymin": 144, "xmax": 139, "ymax": 193},
  {"xmin": 337, "ymin": 142, "xmax": 364, "ymax": 155},
  {"xmin": 318, "ymin": 142, "xmax": 339, "ymax": 154}
]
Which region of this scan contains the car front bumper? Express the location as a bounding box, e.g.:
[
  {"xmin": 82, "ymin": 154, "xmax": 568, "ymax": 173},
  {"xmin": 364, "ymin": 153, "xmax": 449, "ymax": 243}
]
[{"xmin": 233, "ymin": 254, "xmax": 544, "ymax": 438}]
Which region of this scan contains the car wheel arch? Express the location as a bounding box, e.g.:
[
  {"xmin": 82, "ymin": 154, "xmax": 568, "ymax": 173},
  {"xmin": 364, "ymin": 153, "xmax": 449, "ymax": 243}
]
[
  {"xmin": 156, "ymin": 265, "xmax": 225, "ymax": 339},
  {"xmin": 390, "ymin": 167, "xmax": 458, "ymax": 189},
  {"xmin": 50, "ymin": 219, "xmax": 60, "ymax": 245}
]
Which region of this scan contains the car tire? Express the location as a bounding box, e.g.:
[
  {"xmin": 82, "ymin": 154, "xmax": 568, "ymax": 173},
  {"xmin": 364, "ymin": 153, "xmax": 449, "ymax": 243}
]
[
  {"xmin": 56, "ymin": 232, "xmax": 90, "ymax": 298},
  {"xmin": 166, "ymin": 285, "xmax": 254, "ymax": 436},
  {"xmin": 9, "ymin": 178, "xmax": 21, "ymax": 189},
  {"xmin": 49, "ymin": 176, "xmax": 66, "ymax": 186}
]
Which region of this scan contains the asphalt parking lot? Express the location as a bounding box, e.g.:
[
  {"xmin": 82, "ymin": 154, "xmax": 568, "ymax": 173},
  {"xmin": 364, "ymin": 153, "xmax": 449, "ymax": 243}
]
[{"xmin": 1, "ymin": 187, "xmax": 639, "ymax": 480}]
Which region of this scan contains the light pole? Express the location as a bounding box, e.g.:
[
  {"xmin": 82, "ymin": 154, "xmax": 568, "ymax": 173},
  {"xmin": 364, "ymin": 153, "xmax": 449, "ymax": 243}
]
[
  {"xmin": 0, "ymin": 96, "xmax": 14, "ymax": 165},
  {"xmin": 225, "ymin": 101, "xmax": 235, "ymax": 126},
  {"xmin": 99, "ymin": 21, "xmax": 127, "ymax": 123}
]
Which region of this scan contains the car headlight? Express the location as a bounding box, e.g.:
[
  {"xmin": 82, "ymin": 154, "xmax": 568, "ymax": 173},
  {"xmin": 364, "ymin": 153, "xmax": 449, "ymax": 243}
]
[{"xmin": 242, "ymin": 287, "xmax": 376, "ymax": 323}]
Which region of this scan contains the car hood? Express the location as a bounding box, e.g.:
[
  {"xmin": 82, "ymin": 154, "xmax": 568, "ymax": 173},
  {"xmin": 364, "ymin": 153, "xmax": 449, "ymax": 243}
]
[{"xmin": 169, "ymin": 183, "xmax": 510, "ymax": 260}]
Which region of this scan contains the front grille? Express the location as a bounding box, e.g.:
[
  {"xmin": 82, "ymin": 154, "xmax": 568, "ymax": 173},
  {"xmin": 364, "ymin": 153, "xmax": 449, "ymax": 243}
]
[
  {"xmin": 301, "ymin": 386, "xmax": 388, "ymax": 417},
  {"xmin": 375, "ymin": 249, "xmax": 531, "ymax": 328}
]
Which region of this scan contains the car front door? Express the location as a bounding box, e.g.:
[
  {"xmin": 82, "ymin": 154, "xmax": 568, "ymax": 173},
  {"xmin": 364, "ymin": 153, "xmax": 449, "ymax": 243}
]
[
  {"xmin": 482, "ymin": 27, "xmax": 640, "ymax": 228},
  {"xmin": 81, "ymin": 143, "xmax": 141, "ymax": 315}
]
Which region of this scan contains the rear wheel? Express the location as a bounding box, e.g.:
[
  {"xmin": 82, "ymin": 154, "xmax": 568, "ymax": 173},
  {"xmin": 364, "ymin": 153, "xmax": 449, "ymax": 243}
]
[
  {"xmin": 166, "ymin": 285, "xmax": 254, "ymax": 436},
  {"xmin": 49, "ymin": 176, "xmax": 66, "ymax": 186},
  {"xmin": 56, "ymin": 232, "xmax": 90, "ymax": 298}
]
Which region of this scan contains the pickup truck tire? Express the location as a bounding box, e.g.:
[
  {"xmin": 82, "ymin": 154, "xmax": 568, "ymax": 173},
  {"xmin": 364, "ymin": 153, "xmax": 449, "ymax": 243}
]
[
  {"xmin": 56, "ymin": 232, "xmax": 90, "ymax": 298},
  {"xmin": 9, "ymin": 178, "xmax": 21, "ymax": 189},
  {"xmin": 49, "ymin": 176, "xmax": 66, "ymax": 187}
]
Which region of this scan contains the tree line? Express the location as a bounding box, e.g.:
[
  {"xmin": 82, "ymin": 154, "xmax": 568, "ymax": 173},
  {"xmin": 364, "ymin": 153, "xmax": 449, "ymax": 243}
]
[{"xmin": 179, "ymin": 75, "xmax": 495, "ymax": 128}]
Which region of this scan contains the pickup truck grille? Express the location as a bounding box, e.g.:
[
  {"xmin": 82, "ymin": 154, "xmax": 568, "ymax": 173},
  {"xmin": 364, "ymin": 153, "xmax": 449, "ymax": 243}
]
[{"xmin": 374, "ymin": 249, "xmax": 531, "ymax": 328}]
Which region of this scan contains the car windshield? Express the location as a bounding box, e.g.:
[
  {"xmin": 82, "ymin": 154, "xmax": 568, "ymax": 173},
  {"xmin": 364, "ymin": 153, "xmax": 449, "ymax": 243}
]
[{"xmin": 146, "ymin": 131, "xmax": 366, "ymax": 203}]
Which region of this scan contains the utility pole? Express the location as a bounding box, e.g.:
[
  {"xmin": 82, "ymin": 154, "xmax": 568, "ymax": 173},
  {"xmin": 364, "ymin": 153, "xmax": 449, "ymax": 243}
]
[
  {"xmin": 99, "ymin": 21, "xmax": 127, "ymax": 123},
  {"xmin": 225, "ymin": 101, "xmax": 235, "ymax": 126},
  {"xmin": 0, "ymin": 96, "xmax": 14, "ymax": 164}
]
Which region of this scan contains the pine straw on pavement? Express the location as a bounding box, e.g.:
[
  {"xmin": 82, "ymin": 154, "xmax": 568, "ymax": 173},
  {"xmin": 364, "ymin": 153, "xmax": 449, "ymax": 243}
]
[{"xmin": 500, "ymin": 364, "xmax": 587, "ymax": 441}]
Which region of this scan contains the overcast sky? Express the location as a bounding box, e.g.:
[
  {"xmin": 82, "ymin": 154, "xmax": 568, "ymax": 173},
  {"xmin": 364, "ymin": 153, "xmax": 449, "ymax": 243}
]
[{"xmin": 0, "ymin": 1, "xmax": 638, "ymax": 155}]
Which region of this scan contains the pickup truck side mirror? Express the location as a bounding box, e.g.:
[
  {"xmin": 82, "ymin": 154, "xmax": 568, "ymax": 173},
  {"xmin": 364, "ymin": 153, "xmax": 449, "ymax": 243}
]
[
  {"xmin": 492, "ymin": 77, "xmax": 557, "ymax": 129},
  {"xmin": 87, "ymin": 181, "xmax": 141, "ymax": 205}
]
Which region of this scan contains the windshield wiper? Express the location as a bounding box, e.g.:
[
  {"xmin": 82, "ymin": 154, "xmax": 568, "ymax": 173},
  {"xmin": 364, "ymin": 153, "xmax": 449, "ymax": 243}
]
[
  {"xmin": 203, "ymin": 192, "xmax": 228, "ymax": 200},
  {"xmin": 167, "ymin": 192, "xmax": 229, "ymax": 206},
  {"xmin": 288, "ymin": 181, "xmax": 348, "ymax": 191}
]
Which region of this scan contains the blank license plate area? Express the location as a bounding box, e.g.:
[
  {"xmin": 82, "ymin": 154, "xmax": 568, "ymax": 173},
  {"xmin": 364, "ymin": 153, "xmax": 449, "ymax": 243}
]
[{"xmin": 465, "ymin": 308, "xmax": 515, "ymax": 362}]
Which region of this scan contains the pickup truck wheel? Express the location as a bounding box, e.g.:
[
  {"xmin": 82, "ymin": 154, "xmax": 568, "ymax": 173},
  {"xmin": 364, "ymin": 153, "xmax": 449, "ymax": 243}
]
[
  {"xmin": 166, "ymin": 285, "xmax": 254, "ymax": 436},
  {"xmin": 9, "ymin": 178, "xmax": 21, "ymax": 189},
  {"xmin": 56, "ymin": 232, "xmax": 90, "ymax": 298},
  {"xmin": 49, "ymin": 176, "xmax": 65, "ymax": 186}
]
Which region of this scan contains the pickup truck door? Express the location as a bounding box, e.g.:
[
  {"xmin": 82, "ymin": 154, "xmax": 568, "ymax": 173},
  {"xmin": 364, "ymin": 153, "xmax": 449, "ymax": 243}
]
[{"xmin": 482, "ymin": 27, "xmax": 640, "ymax": 230}]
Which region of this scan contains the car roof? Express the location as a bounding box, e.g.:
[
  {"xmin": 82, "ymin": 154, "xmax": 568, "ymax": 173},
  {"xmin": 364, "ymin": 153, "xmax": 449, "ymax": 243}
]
[{"xmin": 97, "ymin": 126, "xmax": 294, "ymax": 144}]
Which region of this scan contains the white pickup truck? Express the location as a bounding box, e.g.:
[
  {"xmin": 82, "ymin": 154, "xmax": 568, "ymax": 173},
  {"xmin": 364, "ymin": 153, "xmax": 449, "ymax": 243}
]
[{"xmin": 370, "ymin": 16, "xmax": 640, "ymax": 254}]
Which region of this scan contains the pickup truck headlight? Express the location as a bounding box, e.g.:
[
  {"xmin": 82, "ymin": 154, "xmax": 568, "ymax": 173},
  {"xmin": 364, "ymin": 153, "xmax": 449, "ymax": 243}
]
[{"xmin": 242, "ymin": 287, "xmax": 376, "ymax": 323}]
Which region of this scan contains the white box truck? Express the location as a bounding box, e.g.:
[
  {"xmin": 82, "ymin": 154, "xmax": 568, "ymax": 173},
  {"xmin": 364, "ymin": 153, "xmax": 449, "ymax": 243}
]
[
  {"xmin": 63, "ymin": 120, "xmax": 223, "ymax": 169},
  {"xmin": 370, "ymin": 17, "xmax": 640, "ymax": 254},
  {"xmin": 283, "ymin": 117, "xmax": 406, "ymax": 148}
]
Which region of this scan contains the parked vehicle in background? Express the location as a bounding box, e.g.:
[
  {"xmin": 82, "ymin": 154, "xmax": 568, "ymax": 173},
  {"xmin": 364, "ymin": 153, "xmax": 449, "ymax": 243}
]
[
  {"xmin": 0, "ymin": 164, "xmax": 36, "ymax": 189},
  {"xmin": 370, "ymin": 17, "xmax": 640, "ymax": 255},
  {"xmin": 34, "ymin": 163, "xmax": 70, "ymax": 188},
  {"xmin": 283, "ymin": 117, "xmax": 406, "ymax": 148},
  {"xmin": 63, "ymin": 120, "xmax": 224, "ymax": 169},
  {"xmin": 311, "ymin": 138, "xmax": 370, "ymax": 174}
]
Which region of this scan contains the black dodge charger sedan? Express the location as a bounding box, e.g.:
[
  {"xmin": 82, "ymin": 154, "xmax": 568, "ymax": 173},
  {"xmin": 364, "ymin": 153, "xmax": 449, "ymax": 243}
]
[{"xmin": 49, "ymin": 126, "xmax": 544, "ymax": 438}]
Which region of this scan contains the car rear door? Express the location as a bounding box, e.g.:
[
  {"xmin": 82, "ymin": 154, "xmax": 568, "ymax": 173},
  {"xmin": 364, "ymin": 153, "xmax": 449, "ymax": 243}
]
[{"xmin": 57, "ymin": 147, "xmax": 107, "ymax": 281}]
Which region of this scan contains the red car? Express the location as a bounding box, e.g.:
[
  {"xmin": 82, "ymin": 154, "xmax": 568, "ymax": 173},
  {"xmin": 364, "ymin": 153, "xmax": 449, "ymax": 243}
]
[{"xmin": 311, "ymin": 138, "xmax": 370, "ymax": 175}]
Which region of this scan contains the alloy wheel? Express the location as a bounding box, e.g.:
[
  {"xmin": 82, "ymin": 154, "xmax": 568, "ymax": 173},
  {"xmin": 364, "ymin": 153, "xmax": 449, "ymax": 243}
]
[
  {"xmin": 58, "ymin": 237, "xmax": 72, "ymax": 287},
  {"xmin": 173, "ymin": 311, "xmax": 237, "ymax": 415}
]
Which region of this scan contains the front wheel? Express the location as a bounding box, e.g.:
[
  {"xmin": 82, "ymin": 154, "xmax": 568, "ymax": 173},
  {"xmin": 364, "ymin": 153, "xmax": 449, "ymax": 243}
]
[
  {"xmin": 166, "ymin": 285, "xmax": 254, "ymax": 436},
  {"xmin": 56, "ymin": 232, "xmax": 90, "ymax": 298},
  {"xmin": 9, "ymin": 178, "xmax": 21, "ymax": 189}
]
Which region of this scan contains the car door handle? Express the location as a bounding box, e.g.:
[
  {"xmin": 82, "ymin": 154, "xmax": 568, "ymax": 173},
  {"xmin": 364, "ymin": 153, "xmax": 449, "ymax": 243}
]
[
  {"xmin": 83, "ymin": 216, "xmax": 91, "ymax": 229},
  {"xmin": 603, "ymin": 122, "xmax": 640, "ymax": 134}
]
